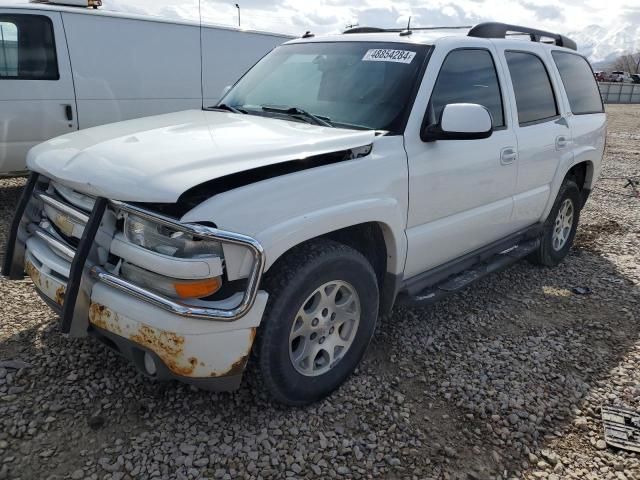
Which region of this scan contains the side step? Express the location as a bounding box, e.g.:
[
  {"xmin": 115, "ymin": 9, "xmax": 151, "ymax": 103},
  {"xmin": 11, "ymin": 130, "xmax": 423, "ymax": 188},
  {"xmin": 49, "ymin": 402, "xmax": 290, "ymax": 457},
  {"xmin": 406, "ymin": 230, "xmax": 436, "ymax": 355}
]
[{"xmin": 397, "ymin": 238, "xmax": 540, "ymax": 307}]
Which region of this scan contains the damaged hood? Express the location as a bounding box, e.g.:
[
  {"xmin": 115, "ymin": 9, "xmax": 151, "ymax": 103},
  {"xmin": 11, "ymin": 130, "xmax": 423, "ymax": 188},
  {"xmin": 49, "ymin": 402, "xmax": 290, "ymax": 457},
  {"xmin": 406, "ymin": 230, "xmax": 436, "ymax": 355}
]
[{"xmin": 27, "ymin": 109, "xmax": 376, "ymax": 203}]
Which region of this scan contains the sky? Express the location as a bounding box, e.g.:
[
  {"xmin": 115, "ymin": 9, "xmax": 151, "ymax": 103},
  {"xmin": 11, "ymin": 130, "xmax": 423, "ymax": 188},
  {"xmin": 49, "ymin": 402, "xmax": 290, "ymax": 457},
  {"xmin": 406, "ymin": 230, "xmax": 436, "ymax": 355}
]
[
  {"xmin": 1, "ymin": 0, "xmax": 638, "ymax": 61},
  {"xmin": 94, "ymin": 0, "xmax": 634, "ymax": 37}
]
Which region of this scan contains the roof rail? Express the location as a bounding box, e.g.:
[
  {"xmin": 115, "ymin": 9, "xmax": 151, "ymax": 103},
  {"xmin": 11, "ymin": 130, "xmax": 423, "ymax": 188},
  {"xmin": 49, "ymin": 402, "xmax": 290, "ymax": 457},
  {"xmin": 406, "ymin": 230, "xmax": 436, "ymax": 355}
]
[
  {"xmin": 30, "ymin": 0, "xmax": 102, "ymax": 8},
  {"xmin": 468, "ymin": 22, "xmax": 577, "ymax": 51},
  {"xmin": 343, "ymin": 27, "xmax": 388, "ymax": 34},
  {"xmin": 343, "ymin": 25, "xmax": 472, "ymax": 35}
]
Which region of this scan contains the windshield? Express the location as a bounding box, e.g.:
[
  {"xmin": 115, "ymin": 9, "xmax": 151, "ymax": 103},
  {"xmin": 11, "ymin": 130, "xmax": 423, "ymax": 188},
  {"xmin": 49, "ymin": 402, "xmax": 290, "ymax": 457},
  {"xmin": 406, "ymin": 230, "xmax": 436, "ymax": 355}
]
[{"xmin": 220, "ymin": 42, "xmax": 430, "ymax": 132}]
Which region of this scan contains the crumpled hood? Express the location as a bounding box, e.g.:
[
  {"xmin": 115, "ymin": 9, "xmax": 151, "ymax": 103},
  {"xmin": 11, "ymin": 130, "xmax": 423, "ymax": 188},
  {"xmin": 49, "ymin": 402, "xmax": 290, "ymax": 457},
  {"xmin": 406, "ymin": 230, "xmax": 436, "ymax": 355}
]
[{"xmin": 27, "ymin": 110, "xmax": 376, "ymax": 203}]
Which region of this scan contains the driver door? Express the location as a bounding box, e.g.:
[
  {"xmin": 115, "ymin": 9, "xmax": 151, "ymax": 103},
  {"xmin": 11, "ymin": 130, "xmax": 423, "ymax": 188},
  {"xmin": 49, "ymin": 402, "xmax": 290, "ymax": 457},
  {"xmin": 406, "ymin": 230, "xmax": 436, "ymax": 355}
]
[{"xmin": 403, "ymin": 46, "xmax": 518, "ymax": 279}]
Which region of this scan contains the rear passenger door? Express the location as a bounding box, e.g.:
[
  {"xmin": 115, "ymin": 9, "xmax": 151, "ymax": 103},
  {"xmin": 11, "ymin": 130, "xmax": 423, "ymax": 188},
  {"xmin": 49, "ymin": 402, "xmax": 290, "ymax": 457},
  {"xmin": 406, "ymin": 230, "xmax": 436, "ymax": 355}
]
[
  {"xmin": 497, "ymin": 47, "xmax": 573, "ymax": 229},
  {"xmin": 0, "ymin": 10, "xmax": 77, "ymax": 174}
]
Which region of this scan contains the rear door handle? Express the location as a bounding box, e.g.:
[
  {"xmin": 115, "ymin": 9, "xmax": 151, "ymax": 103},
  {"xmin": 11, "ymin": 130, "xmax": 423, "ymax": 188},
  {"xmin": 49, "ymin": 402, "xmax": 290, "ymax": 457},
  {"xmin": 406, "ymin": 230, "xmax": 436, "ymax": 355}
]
[
  {"xmin": 64, "ymin": 104, "xmax": 73, "ymax": 122},
  {"xmin": 556, "ymin": 136, "xmax": 568, "ymax": 150},
  {"xmin": 500, "ymin": 147, "xmax": 517, "ymax": 165}
]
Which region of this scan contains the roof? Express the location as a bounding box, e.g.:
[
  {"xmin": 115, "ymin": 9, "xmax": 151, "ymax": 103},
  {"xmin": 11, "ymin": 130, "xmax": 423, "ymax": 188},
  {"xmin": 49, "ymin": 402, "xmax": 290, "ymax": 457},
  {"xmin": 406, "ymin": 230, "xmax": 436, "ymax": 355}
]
[
  {"xmin": 0, "ymin": 1, "xmax": 294, "ymax": 39},
  {"xmin": 286, "ymin": 22, "xmax": 578, "ymax": 53},
  {"xmin": 286, "ymin": 29, "xmax": 466, "ymax": 47}
]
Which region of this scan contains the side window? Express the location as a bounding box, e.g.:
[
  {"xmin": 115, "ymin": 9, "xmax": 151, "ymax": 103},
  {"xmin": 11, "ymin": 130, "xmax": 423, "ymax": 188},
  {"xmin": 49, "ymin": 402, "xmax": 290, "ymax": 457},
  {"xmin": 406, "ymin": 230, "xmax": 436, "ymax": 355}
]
[
  {"xmin": 429, "ymin": 49, "xmax": 504, "ymax": 128},
  {"xmin": 551, "ymin": 51, "xmax": 604, "ymax": 114},
  {"xmin": 0, "ymin": 21, "xmax": 18, "ymax": 77},
  {"xmin": 505, "ymin": 51, "xmax": 558, "ymax": 125},
  {"xmin": 0, "ymin": 15, "xmax": 59, "ymax": 80}
]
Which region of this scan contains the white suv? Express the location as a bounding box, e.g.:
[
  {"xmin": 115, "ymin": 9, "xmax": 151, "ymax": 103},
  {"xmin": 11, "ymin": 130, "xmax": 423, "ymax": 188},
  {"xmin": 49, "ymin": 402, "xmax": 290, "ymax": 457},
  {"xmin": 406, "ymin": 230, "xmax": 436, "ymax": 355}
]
[{"xmin": 3, "ymin": 22, "xmax": 606, "ymax": 405}]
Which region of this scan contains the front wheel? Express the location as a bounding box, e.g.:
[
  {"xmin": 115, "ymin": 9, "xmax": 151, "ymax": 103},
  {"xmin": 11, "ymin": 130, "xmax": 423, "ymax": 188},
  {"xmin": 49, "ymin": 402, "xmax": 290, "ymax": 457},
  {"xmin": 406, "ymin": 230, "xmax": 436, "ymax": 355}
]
[
  {"xmin": 529, "ymin": 178, "xmax": 582, "ymax": 267},
  {"xmin": 257, "ymin": 239, "xmax": 379, "ymax": 406}
]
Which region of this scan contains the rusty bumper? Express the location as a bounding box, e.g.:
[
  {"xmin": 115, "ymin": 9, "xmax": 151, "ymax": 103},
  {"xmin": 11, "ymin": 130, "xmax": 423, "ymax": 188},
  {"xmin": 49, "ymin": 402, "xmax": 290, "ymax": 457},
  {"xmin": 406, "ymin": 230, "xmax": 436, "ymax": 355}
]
[{"xmin": 87, "ymin": 282, "xmax": 268, "ymax": 390}]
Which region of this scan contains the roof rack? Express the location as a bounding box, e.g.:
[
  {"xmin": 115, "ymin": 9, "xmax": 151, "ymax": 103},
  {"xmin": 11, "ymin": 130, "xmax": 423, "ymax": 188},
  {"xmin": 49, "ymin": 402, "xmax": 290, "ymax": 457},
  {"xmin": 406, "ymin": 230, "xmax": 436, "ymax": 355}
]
[
  {"xmin": 343, "ymin": 25, "xmax": 472, "ymax": 35},
  {"xmin": 30, "ymin": 0, "xmax": 102, "ymax": 8},
  {"xmin": 468, "ymin": 22, "xmax": 577, "ymax": 51}
]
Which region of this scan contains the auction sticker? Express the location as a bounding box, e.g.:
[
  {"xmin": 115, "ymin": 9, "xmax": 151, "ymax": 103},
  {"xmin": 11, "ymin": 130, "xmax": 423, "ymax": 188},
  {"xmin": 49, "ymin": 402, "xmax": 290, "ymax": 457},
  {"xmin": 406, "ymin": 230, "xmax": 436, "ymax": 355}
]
[{"xmin": 362, "ymin": 49, "xmax": 416, "ymax": 64}]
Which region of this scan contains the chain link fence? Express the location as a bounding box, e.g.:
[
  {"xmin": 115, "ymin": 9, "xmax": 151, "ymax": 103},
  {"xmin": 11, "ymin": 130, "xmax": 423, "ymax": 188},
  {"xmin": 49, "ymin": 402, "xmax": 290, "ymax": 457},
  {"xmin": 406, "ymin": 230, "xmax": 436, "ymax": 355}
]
[{"xmin": 599, "ymin": 82, "xmax": 640, "ymax": 104}]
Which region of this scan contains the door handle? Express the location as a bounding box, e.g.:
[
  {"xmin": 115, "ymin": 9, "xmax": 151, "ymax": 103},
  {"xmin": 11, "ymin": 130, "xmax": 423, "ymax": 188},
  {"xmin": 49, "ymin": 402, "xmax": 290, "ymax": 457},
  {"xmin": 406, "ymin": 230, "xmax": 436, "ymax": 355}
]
[
  {"xmin": 500, "ymin": 147, "xmax": 517, "ymax": 165},
  {"xmin": 64, "ymin": 104, "xmax": 73, "ymax": 122},
  {"xmin": 556, "ymin": 136, "xmax": 568, "ymax": 150}
]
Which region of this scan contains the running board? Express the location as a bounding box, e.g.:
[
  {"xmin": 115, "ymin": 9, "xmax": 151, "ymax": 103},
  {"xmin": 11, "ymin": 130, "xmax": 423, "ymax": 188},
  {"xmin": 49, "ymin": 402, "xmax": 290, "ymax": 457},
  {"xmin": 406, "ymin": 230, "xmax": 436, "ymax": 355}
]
[{"xmin": 397, "ymin": 238, "xmax": 540, "ymax": 307}]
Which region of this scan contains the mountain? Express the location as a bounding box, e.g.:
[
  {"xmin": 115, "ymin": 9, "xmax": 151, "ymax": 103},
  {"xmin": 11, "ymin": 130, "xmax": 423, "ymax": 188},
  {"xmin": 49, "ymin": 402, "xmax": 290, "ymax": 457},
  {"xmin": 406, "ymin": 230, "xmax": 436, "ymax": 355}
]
[{"xmin": 570, "ymin": 21, "xmax": 640, "ymax": 67}]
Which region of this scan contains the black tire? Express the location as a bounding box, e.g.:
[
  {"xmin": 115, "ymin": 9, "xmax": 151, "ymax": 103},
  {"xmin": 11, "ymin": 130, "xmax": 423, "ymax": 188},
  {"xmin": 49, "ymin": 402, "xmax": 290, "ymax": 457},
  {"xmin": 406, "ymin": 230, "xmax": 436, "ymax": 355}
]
[
  {"xmin": 257, "ymin": 239, "xmax": 379, "ymax": 406},
  {"xmin": 529, "ymin": 178, "xmax": 582, "ymax": 267}
]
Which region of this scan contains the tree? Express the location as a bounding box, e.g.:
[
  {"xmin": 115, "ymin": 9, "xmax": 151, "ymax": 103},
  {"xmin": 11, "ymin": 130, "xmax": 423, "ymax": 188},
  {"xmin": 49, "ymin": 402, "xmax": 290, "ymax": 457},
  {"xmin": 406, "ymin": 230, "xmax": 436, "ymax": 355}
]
[{"xmin": 612, "ymin": 52, "xmax": 640, "ymax": 74}]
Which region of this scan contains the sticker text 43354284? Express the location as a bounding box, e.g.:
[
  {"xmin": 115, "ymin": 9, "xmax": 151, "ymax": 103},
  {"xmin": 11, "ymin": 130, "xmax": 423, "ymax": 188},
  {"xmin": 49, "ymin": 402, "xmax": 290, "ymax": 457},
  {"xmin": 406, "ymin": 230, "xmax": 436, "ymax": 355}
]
[{"xmin": 362, "ymin": 49, "xmax": 416, "ymax": 64}]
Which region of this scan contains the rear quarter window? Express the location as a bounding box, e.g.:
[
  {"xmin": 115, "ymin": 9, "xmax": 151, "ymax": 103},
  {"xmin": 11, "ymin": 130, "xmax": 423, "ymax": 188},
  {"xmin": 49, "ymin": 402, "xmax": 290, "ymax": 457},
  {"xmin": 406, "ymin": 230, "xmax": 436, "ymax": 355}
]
[{"xmin": 551, "ymin": 51, "xmax": 604, "ymax": 115}]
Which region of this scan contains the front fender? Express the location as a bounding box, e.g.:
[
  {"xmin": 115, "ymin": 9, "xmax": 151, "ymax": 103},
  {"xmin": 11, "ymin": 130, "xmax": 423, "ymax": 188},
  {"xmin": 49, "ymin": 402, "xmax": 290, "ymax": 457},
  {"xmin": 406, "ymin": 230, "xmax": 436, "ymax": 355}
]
[{"xmin": 181, "ymin": 136, "xmax": 409, "ymax": 278}]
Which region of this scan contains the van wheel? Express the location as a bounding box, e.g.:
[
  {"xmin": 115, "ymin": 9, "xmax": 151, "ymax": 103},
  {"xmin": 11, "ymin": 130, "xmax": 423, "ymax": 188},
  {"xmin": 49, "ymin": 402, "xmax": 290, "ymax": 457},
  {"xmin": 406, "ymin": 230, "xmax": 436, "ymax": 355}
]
[
  {"xmin": 529, "ymin": 178, "xmax": 582, "ymax": 267},
  {"xmin": 257, "ymin": 239, "xmax": 379, "ymax": 406}
]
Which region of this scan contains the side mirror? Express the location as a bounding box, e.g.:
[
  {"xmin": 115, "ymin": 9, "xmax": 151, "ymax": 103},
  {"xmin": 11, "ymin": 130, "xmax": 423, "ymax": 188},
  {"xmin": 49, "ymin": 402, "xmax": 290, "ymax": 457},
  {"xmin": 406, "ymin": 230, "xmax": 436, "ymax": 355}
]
[{"xmin": 422, "ymin": 103, "xmax": 493, "ymax": 142}]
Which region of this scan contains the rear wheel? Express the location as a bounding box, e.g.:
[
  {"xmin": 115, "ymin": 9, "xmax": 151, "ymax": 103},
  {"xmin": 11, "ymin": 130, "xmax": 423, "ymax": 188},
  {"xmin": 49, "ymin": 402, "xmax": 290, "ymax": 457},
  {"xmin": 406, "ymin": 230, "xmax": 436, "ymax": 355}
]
[
  {"xmin": 529, "ymin": 178, "xmax": 582, "ymax": 266},
  {"xmin": 257, "ymin": 239, "xmax": 379, "ymax": 406}
]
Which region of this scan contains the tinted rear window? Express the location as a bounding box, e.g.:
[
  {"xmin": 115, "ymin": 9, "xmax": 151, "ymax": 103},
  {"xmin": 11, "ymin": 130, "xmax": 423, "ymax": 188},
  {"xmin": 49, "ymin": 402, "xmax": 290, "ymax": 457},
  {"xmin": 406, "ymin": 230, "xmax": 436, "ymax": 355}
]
[
  {"xmin": 505, "ymin": 51, "xmax": 558, "ymax": 125},
  {"xmin": 552, "ymin": 51, "xmax": 604, "ymax": 114}
]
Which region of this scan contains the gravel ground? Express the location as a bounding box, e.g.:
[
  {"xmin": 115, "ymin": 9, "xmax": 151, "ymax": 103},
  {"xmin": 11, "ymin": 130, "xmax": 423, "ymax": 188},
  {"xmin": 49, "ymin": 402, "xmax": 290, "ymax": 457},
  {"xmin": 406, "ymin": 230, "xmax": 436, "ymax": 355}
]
[{"xmin": 0, "ymin": 105, "xmax": 639, "ymax": 480}]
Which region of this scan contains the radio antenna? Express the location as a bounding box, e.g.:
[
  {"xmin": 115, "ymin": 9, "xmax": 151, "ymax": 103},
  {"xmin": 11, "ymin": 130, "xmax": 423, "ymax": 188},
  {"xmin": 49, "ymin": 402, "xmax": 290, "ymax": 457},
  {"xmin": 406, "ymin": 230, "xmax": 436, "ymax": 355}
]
[{"xmin": 400, "ymin": 16, "xmax": 412, "ymax": 36}]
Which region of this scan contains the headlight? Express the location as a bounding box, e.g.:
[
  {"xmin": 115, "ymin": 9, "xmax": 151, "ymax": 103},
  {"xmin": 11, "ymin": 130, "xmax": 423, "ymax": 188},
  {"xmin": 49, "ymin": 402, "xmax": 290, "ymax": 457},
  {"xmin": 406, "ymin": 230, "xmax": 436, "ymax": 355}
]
[{"xmin": 124, "ymin": 214, "xmax": 223, "ymax": 258}]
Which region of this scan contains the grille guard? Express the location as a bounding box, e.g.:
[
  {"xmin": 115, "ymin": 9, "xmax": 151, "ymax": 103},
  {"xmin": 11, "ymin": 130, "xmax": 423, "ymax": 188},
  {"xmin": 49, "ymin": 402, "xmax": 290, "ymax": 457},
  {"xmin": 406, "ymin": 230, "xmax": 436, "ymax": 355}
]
[{"xmin": 2, "ymin": 173, "xmax": 266, "ymax": 333}]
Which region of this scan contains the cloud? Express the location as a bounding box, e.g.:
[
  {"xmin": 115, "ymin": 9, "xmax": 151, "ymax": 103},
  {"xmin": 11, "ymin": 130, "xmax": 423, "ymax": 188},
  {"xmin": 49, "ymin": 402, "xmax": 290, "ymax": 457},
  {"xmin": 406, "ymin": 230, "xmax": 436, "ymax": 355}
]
[
  {"xmin": 5, "ymin": 0, "xmax": 626, "ymax": 60},
  {"xmin": 520, "ymin": 1, "xmax": 564, "ymax": 21}
]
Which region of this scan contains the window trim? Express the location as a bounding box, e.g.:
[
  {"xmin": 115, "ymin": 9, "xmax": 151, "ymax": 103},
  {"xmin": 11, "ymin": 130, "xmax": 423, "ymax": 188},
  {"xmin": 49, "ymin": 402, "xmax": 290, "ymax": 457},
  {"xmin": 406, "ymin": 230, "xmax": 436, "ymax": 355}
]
[
  {"xmin": 422, "ymin": 47, "xmax": 508, "ymax": 137},
  {"xmin": 505, "ymin": 49, "xmax": 560, "ymax": 127},
  {"xmin": 551, "ymin": 49, "xmax": 605, "ymax": 116},
  {"xmin": 0, "ymin": 14, "xmax": 60, "ymax": 81}
]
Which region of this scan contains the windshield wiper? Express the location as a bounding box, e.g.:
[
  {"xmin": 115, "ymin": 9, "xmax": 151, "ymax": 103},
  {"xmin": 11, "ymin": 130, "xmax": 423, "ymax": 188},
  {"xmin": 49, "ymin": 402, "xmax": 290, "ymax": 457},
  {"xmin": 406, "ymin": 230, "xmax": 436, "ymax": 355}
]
[
  {"xmin": 260, "ymin": 105, "xmax": 334, "ymax": 128},
  {"xmin": 206, "ymin": 104, "xmax": 247, "ymax": 114}
]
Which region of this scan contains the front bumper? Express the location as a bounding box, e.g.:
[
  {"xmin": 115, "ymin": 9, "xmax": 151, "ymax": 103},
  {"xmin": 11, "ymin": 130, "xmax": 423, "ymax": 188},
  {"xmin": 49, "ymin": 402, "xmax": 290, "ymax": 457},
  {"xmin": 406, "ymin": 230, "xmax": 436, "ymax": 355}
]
[
  {"xmin": 3, "ymin": 173, "xmax": 267, "ymax": 390},
  {"xmin": 88, "ymin": 283, "xmax": 268, "ymax": 389}
]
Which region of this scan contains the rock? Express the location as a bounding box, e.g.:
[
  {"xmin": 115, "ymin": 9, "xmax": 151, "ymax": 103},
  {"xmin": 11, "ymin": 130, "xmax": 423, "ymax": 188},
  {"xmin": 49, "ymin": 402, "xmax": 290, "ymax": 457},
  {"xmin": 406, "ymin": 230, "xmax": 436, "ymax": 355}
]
[
  {"xmin": 193, "ymin": 458, "xmax": 208, "ymax": 468},
  {"xmin": 574, "ymin": 417, "xmax": 589, "ymax": 429},
  {"xmin": 0, "ymin": 360, "xmax": 30, "ymax": 370},
  {"xmin": 87, "ymin": 415, "xmax": 105, "ymax": 430},
  {"xmin": 71, "ymin": 469, "xmax": 84, "ymax": 479},
  {"xmin": 596, "ymin": 440, "xmax": 607, "ymax": 450},
  {"xmin": 540, "ymin": 450, "xmax": 559, "ymax": 466}
]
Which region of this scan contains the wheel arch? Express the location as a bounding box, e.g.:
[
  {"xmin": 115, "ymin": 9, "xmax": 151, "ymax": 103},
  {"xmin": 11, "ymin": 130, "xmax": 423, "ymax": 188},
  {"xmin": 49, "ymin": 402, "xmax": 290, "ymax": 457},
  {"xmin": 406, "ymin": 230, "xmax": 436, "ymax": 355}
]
[
  {"xmin": 264, "ymin": 221, "xmax": 402, "ymax": 316},
  {"xmin": 542, "ymin": 158, "xmax": 597, "ymax": 220},
  {"xmin": 566, "ymin": 160, "xmax": 595, "ymax": 207}
]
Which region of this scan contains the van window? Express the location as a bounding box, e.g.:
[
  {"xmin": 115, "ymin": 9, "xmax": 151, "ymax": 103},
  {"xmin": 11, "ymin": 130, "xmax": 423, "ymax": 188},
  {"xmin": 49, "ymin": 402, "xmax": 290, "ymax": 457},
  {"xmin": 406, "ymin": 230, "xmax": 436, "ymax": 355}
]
[
  {"xmin": 0, "ymin": 21, "xmax": 18, "ymax": 76},
  {"xmin": 551, "ymin": 52, "xmax": 604, "ymax": 114},
  {"xmin": 428, "ymin": 49, "xmax": 504, "ymax": 127},
  {"xmin": 0, "ymin": 15, "xmax": 59, "ymax": 80},
  {"xmin": 505, "ymin": 51, "xmax": 558, "ymax": 125}
]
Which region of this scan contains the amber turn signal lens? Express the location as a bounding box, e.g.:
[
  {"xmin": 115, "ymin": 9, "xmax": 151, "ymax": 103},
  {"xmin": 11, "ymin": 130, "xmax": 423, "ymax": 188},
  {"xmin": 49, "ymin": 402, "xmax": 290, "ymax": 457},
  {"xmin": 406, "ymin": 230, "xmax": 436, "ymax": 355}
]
[{"xmin": 174, "ymin": 277, "xmax": 222, "ymax": 299}]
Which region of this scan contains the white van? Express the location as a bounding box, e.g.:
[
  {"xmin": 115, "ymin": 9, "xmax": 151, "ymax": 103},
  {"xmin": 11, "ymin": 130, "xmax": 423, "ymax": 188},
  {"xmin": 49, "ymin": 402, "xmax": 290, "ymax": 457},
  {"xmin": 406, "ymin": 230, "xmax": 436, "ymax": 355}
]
[
  {"xmin": 610, "ymin": 71, "xmax": 633, "ymax": 83},
  {"xmin": 0, "ymin": 1, "xmax": 291, "ymax": 175}
]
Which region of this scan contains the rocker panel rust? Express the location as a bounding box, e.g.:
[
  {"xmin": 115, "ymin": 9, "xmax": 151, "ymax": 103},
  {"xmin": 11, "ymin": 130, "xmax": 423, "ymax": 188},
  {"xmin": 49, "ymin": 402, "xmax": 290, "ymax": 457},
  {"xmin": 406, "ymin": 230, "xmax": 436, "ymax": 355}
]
[{"xmin": 88, "ymin": 302, "xmax": 254, "ymax": 378}]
